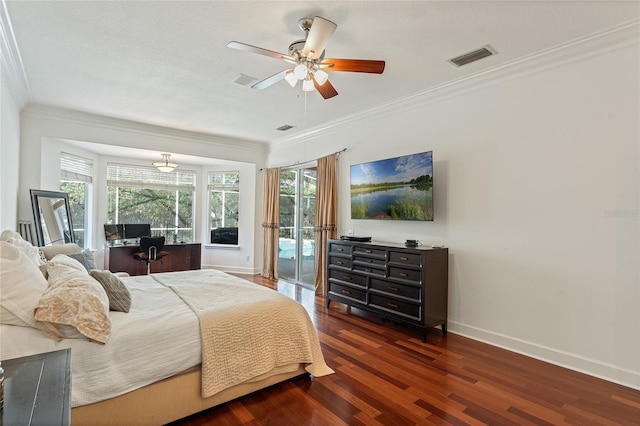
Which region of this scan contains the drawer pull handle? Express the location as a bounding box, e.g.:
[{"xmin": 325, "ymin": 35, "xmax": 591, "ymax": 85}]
[
  {"xmin": 387, "ymin": 303, "xmax": 398, "ymax": 308},
  {"xmin": 341, "ymin": 276, "xmax": 352, "ymax": 281},
  {"xmin": 364, "ymin": 268, "xmax": 372, "ymax": 272},
  {"xmin": 387, "ymin": 286, "xmax": 399, "ymax": 292},
  {"xmin": 341, "ymin": 290, "xmax": 352, "ymax": 295},
  {"xmin": 367, "ymin": 259, "xmax": 372, "ymax": 263},
  {"xmin": 365, "ymin": 250, "xmax": 372, "ymax": 253},
  {"xmin": 400, "ymin": 273, "xmax": 409, "ymax": 277},
  {"xmin": 400, "ymin": 256, "xmax": 409, "ymax": 261},
  {"xmin": 337, "ymin": 261, "xmax": 343, "ymax": 265},
  {"xmin": 337, "ymin": 248, "xmax": 344, "ymax": 252}
]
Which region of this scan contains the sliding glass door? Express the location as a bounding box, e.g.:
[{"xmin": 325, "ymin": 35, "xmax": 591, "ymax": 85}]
[{"xmin": 278, "ymin": 167, "xmax": 316, "ymax": 287}]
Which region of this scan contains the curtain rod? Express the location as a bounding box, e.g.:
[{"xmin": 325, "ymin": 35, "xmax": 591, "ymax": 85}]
[{"xmin": 260, "ymin": 148, "xmax": 346, "ymax": 171}]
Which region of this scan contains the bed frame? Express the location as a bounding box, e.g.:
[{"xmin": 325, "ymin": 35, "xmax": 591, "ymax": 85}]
[{"xmin": 71, "ymin": 364, "xmax": 307, "ymax": 425}]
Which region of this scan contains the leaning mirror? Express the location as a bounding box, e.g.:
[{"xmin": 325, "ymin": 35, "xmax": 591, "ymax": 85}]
[{"xmin": 30, "ymin": 189, "xmax": 75, "ymax": 247}]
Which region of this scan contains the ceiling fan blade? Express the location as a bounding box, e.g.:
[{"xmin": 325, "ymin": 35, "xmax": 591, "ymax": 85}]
[
  {"xmin": 252, "ymin": 69, "xmax": 292, "ymax": 90},
  {"xmin": 313, "ymin": 76, "xmax": 338, "ymax": 99},
  {"xmin": 302, "ymin": 17, "xmax": 337, "ymax": 58},
  {"xmin": 321, "ymin": 58, "xmax": 386, "ymax": 74},
  {"xmin": 227, "ymin": 41, "xmax": 296, "ymax": 63}
]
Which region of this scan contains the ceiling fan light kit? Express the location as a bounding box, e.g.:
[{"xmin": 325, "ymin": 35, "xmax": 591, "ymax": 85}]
[{"xmin": 227, "ymin": 16, "xmax": 385, "ymax": 99}]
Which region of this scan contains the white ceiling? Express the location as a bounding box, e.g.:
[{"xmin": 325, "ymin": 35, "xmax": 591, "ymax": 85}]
[{"xmin": 5, "ymin": 1, "xmax": 639, "ymax": 145}]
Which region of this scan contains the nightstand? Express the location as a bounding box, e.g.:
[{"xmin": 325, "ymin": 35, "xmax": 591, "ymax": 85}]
[{"xmin": 1, "ymin": 349, "xmax": 71, "ymax": 425}]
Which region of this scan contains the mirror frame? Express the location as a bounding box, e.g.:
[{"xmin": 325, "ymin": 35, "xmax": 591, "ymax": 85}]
[{"xmin": 30, "ymin": 189, "xmax": 75, "ymax": 247}]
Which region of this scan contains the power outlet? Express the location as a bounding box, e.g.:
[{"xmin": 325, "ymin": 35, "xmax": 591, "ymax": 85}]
[
  {"xmin": 347, "ymin": 229, "xmax": 354, "ymax": 236},
  {"xmin": 245, "ymin": 255, "xmax": 250, "ymax": 261}
]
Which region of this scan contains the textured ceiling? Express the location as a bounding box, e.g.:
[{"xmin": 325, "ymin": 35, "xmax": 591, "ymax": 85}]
[{"xmin": 5, "ymin": 1, "xmax": 639, "ymax": 144}]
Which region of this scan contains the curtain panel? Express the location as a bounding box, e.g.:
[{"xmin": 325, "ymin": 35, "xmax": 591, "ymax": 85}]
[
  {"xmin": 261, "ymin": 167, "xmax": 280, "ymax": 279},
  {"xmin": 314, "ymin": 154, "xmax": 338, "ymax": 295}
]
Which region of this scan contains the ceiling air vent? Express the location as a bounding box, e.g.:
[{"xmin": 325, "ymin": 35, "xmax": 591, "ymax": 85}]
[
  {"xmin": 449, "ymin": 45, "xmax": 497, "ymax": 67},
  {"xmin": 232, "ymin": 73, "xmax": 257, "ymax": 86},
  {"xmin": 276, "ymin": 124, "xmax": 295, "ymax": 131}
]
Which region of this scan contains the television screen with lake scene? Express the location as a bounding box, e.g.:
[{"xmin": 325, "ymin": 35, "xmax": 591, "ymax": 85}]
[{"xmin": 350, "ymin": 151, "xmax": 433, "ymax": 221}]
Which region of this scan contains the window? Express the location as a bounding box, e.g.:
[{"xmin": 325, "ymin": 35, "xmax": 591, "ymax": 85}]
[
  {"xmin": 208, "ymin": 171, "xmax": 239, "ymax": 244},
  {"xmin": 107, "ymin": 163, "xmax": 196, "ymax": 243},
  {"xmin": 60, "ymin": 152, "xmax": 93, "ymax": 248}
]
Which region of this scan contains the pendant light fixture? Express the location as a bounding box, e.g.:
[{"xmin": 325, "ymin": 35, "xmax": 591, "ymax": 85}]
[{"xmin": 153, "ymin": 153, "xmax": 178, "ymax": 173}]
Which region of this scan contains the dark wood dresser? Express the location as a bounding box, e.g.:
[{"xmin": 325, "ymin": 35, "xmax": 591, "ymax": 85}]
[
  {"xmin": 104, "ymin": 242, "xmax": 202, "ymax": 276},
  {"xmin": 326, "ymin": 239, "xmax": 449, "ymax": 342},
  {"xmin": 1, "ymin": 349, "xmax": 71, "ymax": 425}
]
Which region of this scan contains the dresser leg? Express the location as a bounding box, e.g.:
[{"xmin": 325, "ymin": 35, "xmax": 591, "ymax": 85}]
[
  {"xmin": 441, "ymin": 323, "xmax": 447, "ymax": 335},
  {"xmin": 326, "ymin": 298, "xmax": 331, "ymax": 308}
]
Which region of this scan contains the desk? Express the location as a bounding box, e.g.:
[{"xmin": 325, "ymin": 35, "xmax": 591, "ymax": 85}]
[
  {"xmin": 1, "ymin": 349, "xmax": 71, "ymax": 425},
  {"xmin": 105, "ymin": 242, "xmax": 202, "ymax": 276}
]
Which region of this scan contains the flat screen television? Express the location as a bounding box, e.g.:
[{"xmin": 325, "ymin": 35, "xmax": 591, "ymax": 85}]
[
  {"xmin": 123, "ymin": 223, "xmax": 151, "ymax": 239},
  {"xmin": 350, "ymin": 151, "xmax": 433, "ymax": 221},
  {"xmin": 104, "ymin": 224, "xmax": 124, "ymax": 241},
  {"xmin": 211, "ymin": 227, "xmax": 238, "ymax": 245}
]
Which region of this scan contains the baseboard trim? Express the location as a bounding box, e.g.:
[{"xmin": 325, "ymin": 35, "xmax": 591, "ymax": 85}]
[{"xmin": 448, "ymin": 321, "xmax": 639, "ymax": 391}]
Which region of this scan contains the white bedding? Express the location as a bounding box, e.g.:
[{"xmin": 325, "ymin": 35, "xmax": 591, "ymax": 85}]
[{"xmin": 0, "ymin": 274, "xmax": 201, "ymax": 407}]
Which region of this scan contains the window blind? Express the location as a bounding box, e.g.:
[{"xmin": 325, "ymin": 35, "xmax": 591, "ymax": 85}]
[
  {"xmin": 107, "ymin": 163, "xmax": 196, "ymax": 191},
  {"xmin": 208, "ymin": 171, "xmax": 239, "ymax": 191},
  {"xmin": 61, "ymin": 152, "xmax": 93, "ymax": 183}
]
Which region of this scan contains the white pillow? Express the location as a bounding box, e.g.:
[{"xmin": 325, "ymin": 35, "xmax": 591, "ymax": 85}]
[
  {"xmin": 47, "ymin": 253, "xmax": 87, "ymax": 274},
  {"xmin": 0, "ymin": 241, "xmax": 49, "ymax": 328},
  {"xmin": 0, "ymin": 230, "xmax": 22, "ymax": 241},
  {"xmin": 35, "ymin": 254, "xmax": 111, "ymax": 343},
  {"xmin": 7, "ymin": 237, "xmax": 45, "ymax": 267}
]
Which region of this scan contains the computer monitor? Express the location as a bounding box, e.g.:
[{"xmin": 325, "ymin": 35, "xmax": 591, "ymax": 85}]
[
  {"xmin": 123, "ymin": 223, "xmax": 151, "ymax": 239},
  {"xmin": 104, "ymin": 224, "xmax": 124, "ymax": 241}
]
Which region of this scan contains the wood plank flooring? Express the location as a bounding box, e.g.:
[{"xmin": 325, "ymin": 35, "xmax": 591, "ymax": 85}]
[{"xmin": 170, "ymin": 275, "xmax": 640, "ymax": 425}]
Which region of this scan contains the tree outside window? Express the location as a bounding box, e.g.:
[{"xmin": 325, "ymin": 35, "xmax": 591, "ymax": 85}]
[
  {"xmin": 208, "ymin": 171, "xmax": 239, "ymax": 244},
  {"xmin": 107, "ymin": 164, "xmax": 195, "ymax": 243},
  {"xmin": 60, "ymin": 153, "xmax": 93, "ymax": 248}
]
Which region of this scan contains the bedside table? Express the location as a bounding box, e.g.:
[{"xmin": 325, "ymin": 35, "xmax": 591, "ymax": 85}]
[{"xmin": 2, "ymin": 349, "xmax": 71, "ymax": 425}]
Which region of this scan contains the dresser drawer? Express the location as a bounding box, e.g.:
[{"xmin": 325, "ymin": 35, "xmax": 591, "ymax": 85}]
[
  {"xmin": 353, "ymin": 255, "xmax": 386, "ymax": 267},
  {"xmin": 328, "ymin": 269, "xmax": 366, "ymax": 287},
  {"xmin": 389, "ymin": 266, "xmax": 422, "ymax": 283},
  {"xmin": 353, "ymin": 246, "xmax": 387, "ymax": 259},
  {"xmin": 389, "ymin": 251, "xmax": 422, "ymax": 266},
  {"xmin": 329, "ymin": 282, "xmax": 366, "ymax": 303},
  {"xmin": 370, "ymin": 278, "xmax": 421, "ymax": 300},
  {"xmin": 369, "ymin": 294, "xmax": 420, "ymax": 319},
  {"xmin": 353, "ymin": 263, "xmax": 386, "ymax": 277},
  {"xmin": 329, "ymin": 255, "xmax": 352, "ymax": 269},
  {"xmin": 329, "ymin": 243, "xmax": 352, "ymax": 255}
]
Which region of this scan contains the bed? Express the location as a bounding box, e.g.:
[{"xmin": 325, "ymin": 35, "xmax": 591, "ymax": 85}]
[{"xmin": 0, "ymin": 236, "xmax": 333, "ymax": 425}]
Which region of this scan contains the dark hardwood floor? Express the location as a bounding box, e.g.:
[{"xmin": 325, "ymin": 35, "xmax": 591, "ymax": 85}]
[{"xmin": 171, "ymin": 275, "xmax": 640, "ymax": 425}]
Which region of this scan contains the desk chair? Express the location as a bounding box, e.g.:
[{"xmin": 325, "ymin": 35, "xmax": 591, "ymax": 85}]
[{"xmin": 133, "ymin": 236, "xmax": 169, "ymax": 275}]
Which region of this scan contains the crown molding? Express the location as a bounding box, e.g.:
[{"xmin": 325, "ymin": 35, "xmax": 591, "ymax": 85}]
[
  {"xmin": 271, "ymin": 19, "xmax": 640, "ymax": 150},
  {"xmin": 23, "ymin": 104, "xmax": 267, "ymax": 154},
  {"xmin": 0, "ymin": 0, "xmax": 31, "ymax": 108}
]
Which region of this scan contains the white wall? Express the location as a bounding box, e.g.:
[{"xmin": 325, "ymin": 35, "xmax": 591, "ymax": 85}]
[
  {"xmin": 18, "ymin": 106, "xmax": 267, "ymax": 272},
  {"xmin": 0, "ymin": 66, "xmax": 22, "ymax": 231},
  {"xmin": 268, "ymin": 38, "xmax": 639, "ymax": 388}
]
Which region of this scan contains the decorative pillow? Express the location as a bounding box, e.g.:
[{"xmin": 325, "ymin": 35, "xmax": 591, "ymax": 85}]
[
  {"xmin": 6, "ymin": 237, "xmax": 45, "ymax": 267},
  {"xmin": 66, "ymin": 249, "xmax": 97, "ymax": 272},
  {"xmin": 89, "ymin": 270, "xmax": 132, "ymax": 313},
  {"xmin": 40, "ymin": 243, "xmax": 82, "ymax": 261},
  {"xmin": 46, "ymin": 252, "xmax": 87, "ymax": 274},
  {"xmin": 35, "ymin": 256, "xmax": 111, "ymax": 343},
  {"xmin": 0, "ymin": 242, "xmax": 49, "ymax": 328}
]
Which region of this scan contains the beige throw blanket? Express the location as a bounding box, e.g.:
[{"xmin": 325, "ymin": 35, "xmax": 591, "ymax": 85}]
[{"xmin": 152, "ymin": 270, "xmax": 333, "ymax": 397}]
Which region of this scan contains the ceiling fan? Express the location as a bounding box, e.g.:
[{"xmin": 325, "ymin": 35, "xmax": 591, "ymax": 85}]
[{"xmin": 227, "ymin": 16, "xmax": 385, "ymax": 99}]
